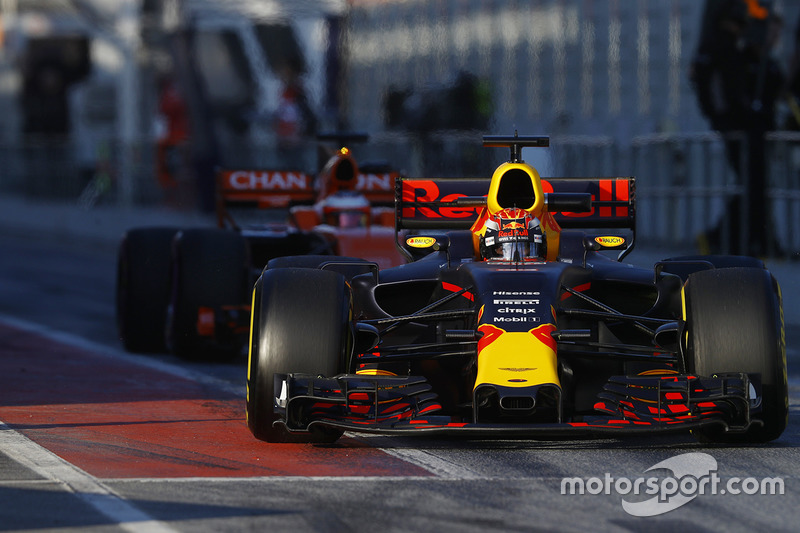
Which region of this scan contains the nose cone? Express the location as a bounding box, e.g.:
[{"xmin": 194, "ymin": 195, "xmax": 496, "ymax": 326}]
[{"xmin": 475, "ymin": 324, "xmax": 560, "ymax": 389}]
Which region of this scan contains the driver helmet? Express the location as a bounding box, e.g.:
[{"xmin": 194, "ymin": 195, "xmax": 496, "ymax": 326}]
[
  {"xmin": 318, "ymin": 191, "xmax": 370, "ymax": 228},
  {"xmin": 480, "ymin": 207, "xmax": 545, "ymax": 261}
]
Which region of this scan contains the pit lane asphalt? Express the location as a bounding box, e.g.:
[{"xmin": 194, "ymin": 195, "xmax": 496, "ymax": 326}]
[{"xmin": 1, "ymin": 194, "xmax": 799, "ymax": 532}]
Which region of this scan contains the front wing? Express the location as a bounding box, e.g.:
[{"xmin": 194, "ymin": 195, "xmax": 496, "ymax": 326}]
[{"xmin": 273, "ymin": 372, "xmax": 762, "ymax": 438}]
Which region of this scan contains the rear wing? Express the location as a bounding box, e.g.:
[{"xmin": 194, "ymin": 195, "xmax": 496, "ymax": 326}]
[
  {"xmin": 216, "ymin": 169, "xmax": 316, "ymax": 228},
  {"xmin": 395, "ymin": 176, "xmax": 636, "ymax": 255},
  {"xmin": 216, "ymin": 168, "xmax": 400, "ymax": 227},
  {"xmin": 396, "ymin": 176, "xmax": 635, "ymax": 229},
  {"xmin": 217, "ymin": 169, "xmax": 316, "ymax": 207}
]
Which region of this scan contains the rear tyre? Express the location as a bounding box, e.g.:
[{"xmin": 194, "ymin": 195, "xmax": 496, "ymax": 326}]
[
  {"xmin": 683, "ymin": 267, "xmax": 787, "ymax": 443},
  {"xmin": 166, "ymin": 228, "xmax": 250, "ymax": 360},
  {"xmin": 116, "ymin": 227, "xmax": 179, "ymax": 352},
  {"xmin": 247, "ymin": 268, "xmax": 349, "ymax": 443}
]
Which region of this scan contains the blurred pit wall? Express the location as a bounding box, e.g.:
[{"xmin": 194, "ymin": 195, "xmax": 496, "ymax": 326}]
[{"xmin": 1, "ymin": 131, "xmax": 798, "ymax": 258}]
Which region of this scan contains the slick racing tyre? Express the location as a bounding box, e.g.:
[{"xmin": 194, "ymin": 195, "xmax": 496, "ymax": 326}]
[
  {"xmin": 683, "ymin": 267, "xmax": 787, "ymax": 443},
  {"xmin": 247, "ymin": 268, "xmax": 350, "ymax": 443},
  {"xmin": 166, "ymin": 228, "xmax": 250, "ymax": 360},
  {"xmin": 116, "ymin": 227, "xmax": 178, "ymax": 353}
]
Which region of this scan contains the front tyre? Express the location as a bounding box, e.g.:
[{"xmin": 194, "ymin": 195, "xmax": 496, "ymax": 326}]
[
  {"xmin": 247, "ymin": 268, "xmax": 350, "ymax": 443},
  {"xmin": 683, "ymin": 267, "xmax": 787, "ymax": 443}
]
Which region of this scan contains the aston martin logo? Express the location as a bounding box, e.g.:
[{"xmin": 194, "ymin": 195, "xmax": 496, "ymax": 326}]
[{"xmin": 499, "ymin": 367, "xmax": 537, "ymax": 372}]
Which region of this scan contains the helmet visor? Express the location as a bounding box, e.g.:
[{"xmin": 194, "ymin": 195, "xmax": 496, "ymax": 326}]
[{"xmin": 499, "ymin": 240, "xmax": 530, "ymax": 261}]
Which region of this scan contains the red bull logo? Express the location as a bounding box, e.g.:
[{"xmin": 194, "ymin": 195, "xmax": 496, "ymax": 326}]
[
  {"xmin": 502, "ymin": 220, "xmax": 525, "ymax": 230},
  {"xmin": 498, "ymin": 228, "xmax": 529, "ymax": 240}
]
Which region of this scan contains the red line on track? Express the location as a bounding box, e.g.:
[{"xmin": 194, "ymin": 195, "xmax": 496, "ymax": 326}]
[{"xmin": 0, "ymin": 323, "xmax": 430, "ymax": 479}]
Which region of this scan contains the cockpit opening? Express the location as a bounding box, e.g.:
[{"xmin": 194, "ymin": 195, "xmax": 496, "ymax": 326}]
[{"xmin": 496, "ymin": 168, "xmax": 536, "ymax": 210}]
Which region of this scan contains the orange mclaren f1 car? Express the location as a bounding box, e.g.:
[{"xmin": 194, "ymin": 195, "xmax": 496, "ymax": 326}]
[
  {"xmin": 116, "ymin": 133, "xmax": 406, "ymax": 359},
  {"xmin": 246, "ymin": 134, "xmax": 787, "ymax": 444}
]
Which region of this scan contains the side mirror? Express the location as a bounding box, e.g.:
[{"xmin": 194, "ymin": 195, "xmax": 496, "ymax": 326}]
[
  {"xmin": 433, "ymin": 236, "xmax": 450, "ymax": 252},
  {"xmin": 583, "ymin": 236, "xmax": 602, "ymax": 252},
  {"xmin": 582, "ymin": 234, "xmax": 630, "ymax": 266}
]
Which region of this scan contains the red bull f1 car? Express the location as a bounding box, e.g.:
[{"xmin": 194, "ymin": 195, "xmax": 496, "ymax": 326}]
[
  {"xmin": 246, "ymin": 135, "xmax": 787, "ymax": 444},
  {"xmin": 116, "ymin": 133, "xmax": 405, "ymax": 359}
]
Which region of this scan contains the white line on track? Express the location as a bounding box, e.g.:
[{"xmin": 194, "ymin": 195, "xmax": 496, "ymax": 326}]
[
  {"xmin": 378, "ymin": 447, "xmax": 486, "ymax": 479},
  {"xmin": 348, "ymin": 434, "xmax": 486, "ymax": 478},
  {"xmin": 0, "ymin": 314, "xmax": 197, "ymax": 530},
  {"xmin": 0, "ymin": 421, "xmax": 179, "ymax": 533},
  {"xmin": 108, "ymin": 476, "xmax": 441, "ymax": 483}
]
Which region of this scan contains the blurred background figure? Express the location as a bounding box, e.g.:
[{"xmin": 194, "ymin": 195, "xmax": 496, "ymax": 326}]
[
  {"xmin": 155, "ymin": 74, "xmax": 190, "ymax": 206},
  {"xmin": 17, "ymin": 35, "xmax": 90, "ymax": 197},
  {"xmin": 22, "ymin": 59, "xmax": 68, "ymax": 136},
  {"xmin": 274, "ymin": 58, "xmax": 317, "ymax": 170},
  {"xmin": 691, "ymin": 0, "xmax": 784, "ymax": 256}
]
